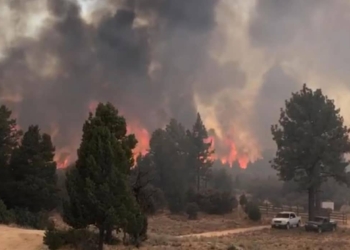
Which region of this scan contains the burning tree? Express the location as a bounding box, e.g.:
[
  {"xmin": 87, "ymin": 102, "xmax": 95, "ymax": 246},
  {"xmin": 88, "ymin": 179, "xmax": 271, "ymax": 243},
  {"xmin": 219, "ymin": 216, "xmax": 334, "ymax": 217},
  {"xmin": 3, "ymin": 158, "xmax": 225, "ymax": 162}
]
[
  {"xmin": 271, "ymin": 84, "xmax": 350, "ymax": 220},
  {"xmin": 63, "ymin": 103, "xmax": 145, "ymax": 249}
]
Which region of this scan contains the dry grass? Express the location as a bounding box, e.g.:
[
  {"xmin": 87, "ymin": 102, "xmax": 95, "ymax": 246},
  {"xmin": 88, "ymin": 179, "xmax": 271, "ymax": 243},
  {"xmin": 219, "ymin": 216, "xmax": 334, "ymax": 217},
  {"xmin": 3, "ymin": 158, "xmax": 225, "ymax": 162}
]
[
  {"xmin": 118, "ymin": 228, "xmax": 350, "ymax": 250},
  {"xmin": 0, "ymin": 225, "xmax": 46, "ymax": 250},
  {"xmin": 147, "ymin": 208, "xmax": 267, "ymax": 236},
  {"xmin": 2, "ymin": 210, "xmax": 350, "ymax": 250}
]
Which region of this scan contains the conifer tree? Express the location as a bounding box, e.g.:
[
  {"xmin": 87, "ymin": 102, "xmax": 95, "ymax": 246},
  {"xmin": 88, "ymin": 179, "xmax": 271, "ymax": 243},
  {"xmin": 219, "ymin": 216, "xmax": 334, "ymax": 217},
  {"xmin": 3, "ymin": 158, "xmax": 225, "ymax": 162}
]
[
  {"xmin": 0, "ymin": 105, "xmax": 22, "ymax": 201},
  {"xmin": 7, "ymin": 125, "xmax": 58, "ymax": 212},
  {"xmin": 189, "ymin": 113, "xmax": 214, "ymax": 192},
  {"xmin": 64, "ymin": 103, "xmax": 144, "ymax": 249},
  {"xmin": 271, "ymin": 84, "xmax": 350, "ymax": 220}
]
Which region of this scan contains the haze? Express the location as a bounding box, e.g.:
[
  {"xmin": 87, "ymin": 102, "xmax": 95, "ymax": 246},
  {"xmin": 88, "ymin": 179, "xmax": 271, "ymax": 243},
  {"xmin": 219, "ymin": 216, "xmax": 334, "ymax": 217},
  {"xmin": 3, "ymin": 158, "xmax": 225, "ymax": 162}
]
[{"xmin": 1, "ymin": 0, "xmax": 350, "ymax": 167}]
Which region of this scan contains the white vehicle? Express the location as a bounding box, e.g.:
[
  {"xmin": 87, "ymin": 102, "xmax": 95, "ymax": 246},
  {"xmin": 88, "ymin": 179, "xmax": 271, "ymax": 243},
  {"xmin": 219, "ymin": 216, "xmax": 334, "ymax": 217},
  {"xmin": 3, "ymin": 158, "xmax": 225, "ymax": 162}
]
[{"xmin": 271, "ymin": 211, "xmax": 301, "ymax": 229}]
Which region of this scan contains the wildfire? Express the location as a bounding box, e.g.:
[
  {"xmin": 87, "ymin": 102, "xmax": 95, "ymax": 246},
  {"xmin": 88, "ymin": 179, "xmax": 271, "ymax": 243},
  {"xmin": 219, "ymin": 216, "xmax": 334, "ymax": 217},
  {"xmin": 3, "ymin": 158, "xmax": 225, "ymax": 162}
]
[
  {"xmin": 127, "ymin": 121, "xmax": 150, "ymax": 161},
  {"xmin": 52, "ymin": 102, "xmax": 252, "ymax": 169},
  {"xmin": 206, "ymin": 135, "xmax": 250, "ymax": 169}
]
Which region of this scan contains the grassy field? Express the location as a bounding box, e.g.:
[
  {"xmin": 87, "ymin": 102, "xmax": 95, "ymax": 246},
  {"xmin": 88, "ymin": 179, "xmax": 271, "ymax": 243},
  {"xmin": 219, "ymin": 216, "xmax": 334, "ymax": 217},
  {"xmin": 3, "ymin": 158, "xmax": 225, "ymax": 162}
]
[
  {"xmin": 118, "ymin": 227, "xmax": 350, "ymax": 250},
  {"xmin": 2, "ymin": 210, "xmax": 350, "ymax": 250}
]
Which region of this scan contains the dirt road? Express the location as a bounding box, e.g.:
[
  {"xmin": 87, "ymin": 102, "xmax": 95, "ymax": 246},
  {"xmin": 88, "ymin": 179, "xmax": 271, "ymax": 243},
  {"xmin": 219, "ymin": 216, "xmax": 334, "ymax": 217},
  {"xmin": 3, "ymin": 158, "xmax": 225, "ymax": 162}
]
[
  {"xmin": 178, "ymin": 225, "xmax": 270, "ymax": 238},
  {"xmin": 0, "ymin": 225, "xmax": 45, "ymax": 250}
]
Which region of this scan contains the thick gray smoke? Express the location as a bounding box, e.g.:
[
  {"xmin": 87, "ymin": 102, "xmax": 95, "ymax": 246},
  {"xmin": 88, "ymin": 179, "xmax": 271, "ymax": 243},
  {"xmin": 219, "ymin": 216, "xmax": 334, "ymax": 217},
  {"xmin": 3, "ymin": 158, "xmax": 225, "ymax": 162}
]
[
  {"xmin": 2, "ymin": 0, "xmax": 350, "ymax": 166},
  {"xmin": 0, "ymin": 0, "xmax": 233, "ymax": 163}
]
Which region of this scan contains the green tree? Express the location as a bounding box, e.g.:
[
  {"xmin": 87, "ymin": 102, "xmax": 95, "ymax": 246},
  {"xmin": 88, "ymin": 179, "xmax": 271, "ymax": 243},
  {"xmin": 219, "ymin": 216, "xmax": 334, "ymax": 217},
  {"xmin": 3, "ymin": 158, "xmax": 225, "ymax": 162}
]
[
  {"xmin": 188, "ymin": 113, "xmax": 214, "ymax": 192},
  {"xmin": 271, "ymin": 84, "xmax": 350, "ymax": 220},
  {"xmin": 5, "ymin": 125, "xmax": 58, "ymax": 212},
  {"xmin": 0, "ymin": 105, "xmax": 22, "ymax": 200},
  {"xmin": 64, "ymin": 103, "xmax": 144, "ymax": 250},
  {"xmin": 148, "ymin": 119, "xmax": 190, "ymax": 213}
]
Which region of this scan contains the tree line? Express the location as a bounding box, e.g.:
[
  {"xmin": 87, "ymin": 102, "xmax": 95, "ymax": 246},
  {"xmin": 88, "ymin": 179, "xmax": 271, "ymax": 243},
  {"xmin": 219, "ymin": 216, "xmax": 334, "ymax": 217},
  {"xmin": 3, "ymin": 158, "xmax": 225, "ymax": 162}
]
[
  {"xmin": 0, "ymin": 83, "xmax": 349, "ymax": 249},
  {"xmin": 0, "ymin": 103, "xmax": 241, "ymax": 250}
]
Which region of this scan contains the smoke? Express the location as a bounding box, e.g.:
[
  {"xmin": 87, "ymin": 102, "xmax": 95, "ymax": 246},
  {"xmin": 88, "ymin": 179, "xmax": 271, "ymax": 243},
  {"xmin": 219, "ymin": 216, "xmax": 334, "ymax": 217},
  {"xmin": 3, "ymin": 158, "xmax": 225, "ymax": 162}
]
[{"xmin": 2, "ymin": 0, "xmax": 350, "ymax": 165}]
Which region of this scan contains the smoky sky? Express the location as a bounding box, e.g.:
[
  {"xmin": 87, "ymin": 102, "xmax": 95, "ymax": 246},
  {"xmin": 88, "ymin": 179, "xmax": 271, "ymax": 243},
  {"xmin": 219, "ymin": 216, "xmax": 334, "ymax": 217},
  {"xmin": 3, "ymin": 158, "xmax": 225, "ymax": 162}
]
[
  {"xmin": 0, "ymin": 0, "xmax": 233, "ymax": 161},
  {"xmin": 3, "ymin": 0, "xmax": 350, "ymax": 163}
]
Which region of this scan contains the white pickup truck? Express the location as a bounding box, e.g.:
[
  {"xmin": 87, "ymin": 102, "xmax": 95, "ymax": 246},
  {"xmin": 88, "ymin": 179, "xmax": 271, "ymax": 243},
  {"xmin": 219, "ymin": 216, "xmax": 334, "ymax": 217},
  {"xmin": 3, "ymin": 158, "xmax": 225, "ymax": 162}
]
[{"xmin": 271, "ymin": 211, "xmax": 301, "ymax": 229}]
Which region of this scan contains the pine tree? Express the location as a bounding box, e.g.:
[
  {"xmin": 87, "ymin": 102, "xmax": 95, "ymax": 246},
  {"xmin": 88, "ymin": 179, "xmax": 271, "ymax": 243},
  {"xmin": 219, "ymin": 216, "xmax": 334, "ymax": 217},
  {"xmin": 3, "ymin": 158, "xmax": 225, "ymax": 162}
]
[
  {"xmin": 6, "ymin": 125, "xmax": 58, "ymax": 212},
  {"xmin": 0, "ymin": 105, "xmax": 22, "ymax": 201},
  {"xmin": 271, "ymin": 84, "xmax": 350, "ymax": 220},
  {"xmin": 189, "ymin": 113, "xmax": 214, "ymax": 192},
  {"xmin": 64, "ymin": 103, "xmax": 144, "ymax": 250}
]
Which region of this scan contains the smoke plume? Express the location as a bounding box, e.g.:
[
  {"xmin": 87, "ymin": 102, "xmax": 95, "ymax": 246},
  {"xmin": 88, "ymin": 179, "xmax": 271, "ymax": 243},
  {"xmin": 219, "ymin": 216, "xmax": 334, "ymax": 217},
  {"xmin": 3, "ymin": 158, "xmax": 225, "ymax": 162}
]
[{"xmin": 1, "ymin": 0, "xmax": 350, "ymax": 166}]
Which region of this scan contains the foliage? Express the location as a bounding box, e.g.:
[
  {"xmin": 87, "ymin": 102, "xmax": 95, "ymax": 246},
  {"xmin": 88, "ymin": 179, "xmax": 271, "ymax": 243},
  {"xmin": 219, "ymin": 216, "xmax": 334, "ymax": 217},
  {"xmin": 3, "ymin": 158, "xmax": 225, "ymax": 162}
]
[
  {"xmin": 271, "ymin": 84, "xmax": 350, "ymax": 220},
  {"xmin": 0, "ymin": 105, "xmax": 22, "ymax": 180},
  {"xmin": 210, "ymin": 168, "xmax": 233, "ymax": 193},
  {"xmin": 239, "ymin": 194, "xmax": 247, "ymax": 207},
  {"xmin": 197, "ymin": 190, "xmax": 237, "ymax": 215},
  {"xmin": 0, "ymin": 199, "xmax": 15, "ymax": 224},
  {"xmin": 245, "ymin": 202, "xmax": 261, "ymax": 221},
  {"xmin": 12, "ymin": 208, "xmax": 49, "ymax": 229},
  {"xmin": 63, "ymin": 102, "xmax": 144, "ymax": 250},
  {"xmin": 4, "ymin": 126, "xmax": 59, "ymax": 212},
  {"xmin": 187, "ymin": 113, "xmax": 214, "ymax": 192},
  {"xmin": 44, "ymin": 223, "xmax": 98, "ymax": 250},
  {"xmin": 186, "ymin": 202, "xmax": 199, "ymax": 220}
]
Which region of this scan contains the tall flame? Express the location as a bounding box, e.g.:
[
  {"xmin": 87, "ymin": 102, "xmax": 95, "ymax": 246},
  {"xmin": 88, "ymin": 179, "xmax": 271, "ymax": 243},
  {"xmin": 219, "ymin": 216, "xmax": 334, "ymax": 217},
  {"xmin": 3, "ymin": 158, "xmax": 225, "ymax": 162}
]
[
  {"xmin": 206, "ymin": 135, "xmax": 250, "ymax": 169},
  {"xmin": 52, "ymin": 101, "xmax": 252, "ymax": 169}
]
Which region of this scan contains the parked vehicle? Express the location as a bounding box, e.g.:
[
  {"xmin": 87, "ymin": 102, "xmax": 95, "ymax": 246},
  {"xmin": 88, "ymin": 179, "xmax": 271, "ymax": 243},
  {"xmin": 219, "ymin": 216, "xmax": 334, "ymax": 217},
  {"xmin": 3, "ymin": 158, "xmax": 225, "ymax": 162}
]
[
  {"xmin": 271, "ymin": 211, "xmax": 301, "ymax": 229},
  {"xmin": 304, "ymin": 216, "xmax": 337, "ymax": 233}
]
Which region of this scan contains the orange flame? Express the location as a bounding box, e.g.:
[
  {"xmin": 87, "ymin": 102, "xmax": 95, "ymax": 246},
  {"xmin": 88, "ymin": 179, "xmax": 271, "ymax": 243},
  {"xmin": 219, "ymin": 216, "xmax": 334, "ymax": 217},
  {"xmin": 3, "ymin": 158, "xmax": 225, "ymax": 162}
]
[
  {"xmin": 206, "ymin": 135, "xmax": 249, "ymax": 169},
  {"xmin": 126, "ymin": 121, "xmax": 150, "ymax": 162},
  {"xmin": 52, "ymin": 101, "xmax": 252, "ymax": 169}
]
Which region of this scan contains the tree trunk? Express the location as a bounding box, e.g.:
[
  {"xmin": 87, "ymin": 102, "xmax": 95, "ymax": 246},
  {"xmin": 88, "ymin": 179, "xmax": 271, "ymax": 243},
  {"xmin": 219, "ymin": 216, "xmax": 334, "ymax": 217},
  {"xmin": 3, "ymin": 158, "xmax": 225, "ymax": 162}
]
[
  {"xmin": 197, "ymin": 166, "xmax": 200, "ymax": 193},
  {"xmin": 308, "ymin": 186, "xmax": 315, "ymax": 221},
  {"xmin": 105, "ymin": 227, "xmax": 112, "ymax": 244},
  {"xmin": 98, "ymin": 227, "xmax": 105, "ymax": 250},
  {"xmin": 315, "ymin": 188, "xmax": 321, "ymax": 215}
]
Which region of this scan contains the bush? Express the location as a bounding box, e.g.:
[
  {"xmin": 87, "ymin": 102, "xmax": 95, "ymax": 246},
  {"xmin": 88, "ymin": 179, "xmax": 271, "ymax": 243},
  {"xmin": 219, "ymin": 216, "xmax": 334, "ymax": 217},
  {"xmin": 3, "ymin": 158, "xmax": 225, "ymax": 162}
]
[
  {"xmin": 44, "ymin": 224, "xmax": 98, "ymax": 250},
  {"xmin": 139, "ymin": 185, "xmax": 166, "ymax": 214},
  {"xmin": 0, "ymin": 199, "xmax": 15, "ymax": 224},
  {"xmin": 186, "ymin": 202, "xmax": 199, "ymax": 220},
  {"xmin": 125, "ymin": 212, "xmax": 148, "ymax": 247},
  {"xmin": 167, "ymin": 188, "xmax": 186, "ymax": 214},
  {"xmin": 245, "ymin": 202, "xmax": 261, "ymax": 221},
  {"xmin": 239, "ymin": 194, "xmax": 247, "ymax": 207},
  {"xmin": 197, "ymin": 190, "xmax": 237, "ymax": 215},
  {"xmin": 13, "ymin": 208, "xmax": 48, "ymax": 229},
  {"xmin": 43, "ymin": 221, "xmax": 65, "ymax": 250}
]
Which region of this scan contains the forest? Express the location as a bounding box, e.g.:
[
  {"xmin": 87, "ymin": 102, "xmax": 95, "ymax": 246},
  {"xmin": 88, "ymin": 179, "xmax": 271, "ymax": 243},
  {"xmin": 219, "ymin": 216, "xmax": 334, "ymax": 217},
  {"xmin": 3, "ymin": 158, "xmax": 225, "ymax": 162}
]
[{"xmin": 0, "ymin": 84, "xmax": 350, "ymax": 250}]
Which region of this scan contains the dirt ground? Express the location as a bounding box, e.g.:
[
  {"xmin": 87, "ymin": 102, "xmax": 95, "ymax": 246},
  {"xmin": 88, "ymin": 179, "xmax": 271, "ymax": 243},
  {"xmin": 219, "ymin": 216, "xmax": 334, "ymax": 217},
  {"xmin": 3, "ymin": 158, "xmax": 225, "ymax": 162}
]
[
  {"xmin": 146, "ymin": 209, "xmax": 266, "ymax": 236},
  {"xmin": 128, "ymin": 227, "xmax": 350, "ymax": 250},
  {"xmin": 2, "ymin": 211, "xmax": 350, "ymax": 250}
]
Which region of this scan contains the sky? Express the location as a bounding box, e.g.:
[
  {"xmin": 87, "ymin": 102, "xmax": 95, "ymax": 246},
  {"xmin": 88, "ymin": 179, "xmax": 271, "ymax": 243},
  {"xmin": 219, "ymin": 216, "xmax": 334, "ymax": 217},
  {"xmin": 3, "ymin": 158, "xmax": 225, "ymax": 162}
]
[{"xmin": 1, "ymin": 0, "xmax": 350, "ymax": 167}]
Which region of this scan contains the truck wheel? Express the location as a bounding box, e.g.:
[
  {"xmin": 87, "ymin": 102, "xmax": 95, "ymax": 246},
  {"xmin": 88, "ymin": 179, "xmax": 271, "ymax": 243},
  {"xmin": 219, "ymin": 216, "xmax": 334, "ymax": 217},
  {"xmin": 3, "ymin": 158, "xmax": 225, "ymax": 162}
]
[
  {"xmin": 297, "ymin": 221, "xmax": 301, "ymax": 227},
  {"xmin": 318, "ymin": 227, "xmax": 322, "ymax": 233},
  {"xmin": 286, "ymin": 223, "xmax": 290, "ymax": 230}
]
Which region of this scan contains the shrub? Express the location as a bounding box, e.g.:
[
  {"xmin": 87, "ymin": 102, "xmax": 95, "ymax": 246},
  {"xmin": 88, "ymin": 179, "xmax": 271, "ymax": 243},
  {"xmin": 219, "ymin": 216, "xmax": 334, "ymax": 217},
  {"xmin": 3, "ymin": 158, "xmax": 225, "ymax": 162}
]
[
  {"xmin": 139, "ymin": 185, "xmax": 166, "ymax": 214},
  {"xmin": 43, "ymin": 225, "xmax": 98, "ymax": 250},
  {"xmin": 197, "ymin": 190, "xmax": 237, "ymax": 215},
  {"xmin": 0, "ymin": 199, "xmax": 15, "ymax": 224},
  {"xmin": 125, "ymin": 212, "xmax": 148, "ymax": 247},
  {"xmin": 13, "ymin": 208, "xmax": 48, "ymax": 229},
  {"xmin": 186, "ymin": 202, "xmax": 199, "ymax": 220},
  {"xmin": 239, "ymin": 194, "xmax": 247, "ymax": 207},
  {"xmin": 43, "ymin": 221, "xmax": 65, "ymax": 250},
  {"xmin": 167, "ymin": 188, "xmax": 186, "ymax": 214},
  {"xmin": 245, "ymin": 202, "xmax": 261, "ymax": 221}
]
